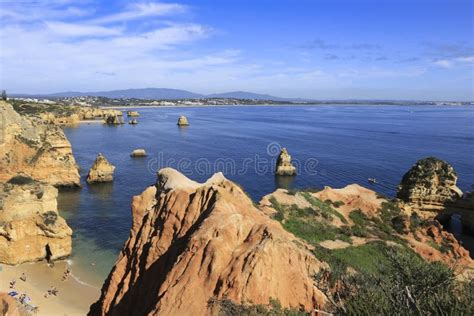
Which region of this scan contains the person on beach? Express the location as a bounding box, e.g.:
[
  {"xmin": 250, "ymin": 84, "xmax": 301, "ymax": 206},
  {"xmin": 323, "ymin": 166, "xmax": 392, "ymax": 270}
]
[
  {"xmin": 9, "ymin": 280, "xmax": 15, "ymax": 289},
  {"xmin": 20, "ymin": 272, "xmax": 26, "ymax": 282}
]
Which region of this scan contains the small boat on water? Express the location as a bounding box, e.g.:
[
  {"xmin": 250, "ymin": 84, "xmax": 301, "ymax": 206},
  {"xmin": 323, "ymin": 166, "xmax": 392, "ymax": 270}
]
[{"xmin": 368, "ymin": 178, "xmax": 377, "ymax": 184}]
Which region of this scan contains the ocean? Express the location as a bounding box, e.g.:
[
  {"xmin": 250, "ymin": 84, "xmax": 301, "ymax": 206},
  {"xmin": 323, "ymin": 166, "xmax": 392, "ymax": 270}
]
[{"xmin": 58, "ymin": 104, "xmax": 474, "ymax": 286}]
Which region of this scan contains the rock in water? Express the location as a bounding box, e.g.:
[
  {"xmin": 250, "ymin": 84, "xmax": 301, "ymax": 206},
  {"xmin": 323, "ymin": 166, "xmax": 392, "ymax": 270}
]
[
  {"xmin": 128, "ymin": 119, "xmax": 138, "ymax": 125},
  {"xmin": 89, "ymin": 168, "xmax": 327, "ymax": 315},
  {"xmin": 275, "ymin": 147, "xmax": 296, "ymax": 176},
  {"xmin": 127, "ymin": 111, "xmax": 140, "ymax": 117},
  {"xmin": 105, "ymin": 114, "xmax": 124, "ymax": 125},
  {"xmin": 0, "ymin": 175, "xmax": 72, "ymax": 264},
  {"xmin": 397, "ymin": 157, "xmax": 462, "ymax": 211},
  {"xmin": 130, "ymin": 149, "xmax": 147, "ymax": 157},
  {"xmin": 0, "ymin": 101, "xmax": 80, "ymax": 187},
  {"xmin": 86, "ymin": 153, "xmax": 115, "ymax": 183},
  {"xmin": 177, "ymin": 115, "xmax": 189, "ymax": 126}
]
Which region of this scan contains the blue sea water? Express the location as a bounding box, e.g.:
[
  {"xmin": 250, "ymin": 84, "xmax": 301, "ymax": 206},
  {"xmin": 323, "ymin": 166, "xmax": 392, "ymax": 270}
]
[{"xmin": 58, "ymin": 105, "xmax": 474, "ymax": 284}]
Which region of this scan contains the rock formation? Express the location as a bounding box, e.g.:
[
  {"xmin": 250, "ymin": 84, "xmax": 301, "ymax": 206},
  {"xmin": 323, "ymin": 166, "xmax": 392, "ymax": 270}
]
[
  {"xmin": 0, "ymin": 175, "xmax": 72, "ymax": 265},
  {"xmin": 127, "ymin": 111, "xmax": 140, "ymax": 117},
  {"xmin": 0, "ymin": 101, "xmax": 80, "ymax": 187},
  {"xmin": 177, "ymin": 115, "xmax": 189, "ymax": 126},
  {"xmin": 89, "ymin": 168, "xmax": 327, "ymax": 315},
  {"xmin": 128, "ymin": 119, "xmax": 138, "ymax": 125},
  {"xmin": 397, "ymin": 157, "xmax": 463, "ymax": 211},
  {"xmin": 130, "ymin": 149, "xmax": 147, "ymax": 157},
  {"xmin": 105, "ymin": 114, "xmax": 124, "ymax": 125},
  {"xmin": 87, "ymin": 154, "xmax": 115, "ymax": 183},
  {"xmin": 275, "ymin": 147, "xmax": 296, "ymax": 176},
  {"xmin": 0, "ymin": 293, "xmax": 26, "ymax": 315}
]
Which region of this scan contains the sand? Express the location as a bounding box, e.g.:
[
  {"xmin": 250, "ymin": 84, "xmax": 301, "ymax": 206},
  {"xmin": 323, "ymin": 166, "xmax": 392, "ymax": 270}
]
[{"xmin": 0, "ymin": 260, "xmax": 101, "ymax": 315}]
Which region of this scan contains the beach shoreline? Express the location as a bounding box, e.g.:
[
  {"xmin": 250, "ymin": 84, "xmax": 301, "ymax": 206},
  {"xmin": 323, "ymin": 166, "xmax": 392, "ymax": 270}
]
[{"xmin": 0, "ymin": 260, "xmax": 101, "ymax": 315}]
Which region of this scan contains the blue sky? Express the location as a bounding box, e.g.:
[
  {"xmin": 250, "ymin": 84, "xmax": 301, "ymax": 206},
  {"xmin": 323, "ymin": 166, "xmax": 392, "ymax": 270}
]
[{"xmin": 0, "ymin": 0, "xmax": 472, "ymax": 100}]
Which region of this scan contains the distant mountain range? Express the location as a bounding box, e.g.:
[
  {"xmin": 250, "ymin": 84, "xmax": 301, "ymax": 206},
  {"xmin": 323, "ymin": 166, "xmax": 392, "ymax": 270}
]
[{"xmin": 14, "ymin": 88, "xmax": 294, "ymax": 101}]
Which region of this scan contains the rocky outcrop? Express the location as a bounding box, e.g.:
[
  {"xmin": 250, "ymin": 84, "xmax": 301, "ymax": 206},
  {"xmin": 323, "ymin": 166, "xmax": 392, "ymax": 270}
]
[
  {"xmin": 130, "ymin": 149, "xmax": 147, "ymax": 157},
  {"xmin": 177, "ymin": 115, "xmax": 189, "ymax": 126},
  {"xmin": 89, "ymin": 168, "xmax": 327, "ymax": 315},
  {"xmin": 0, "ymin": 101, "xmax": 80, "ymax": 187},
  {"xmin": 127, "ymin": 111, "xmax": 140, "ymax": 117},
  {"xmin": 86, "ymin": 154, "xmax": 115, "ymax": 183},
  {"xmin": 0, "ymin": 293, "xmax": 26, "ymax": 316},
  {"xmin": 128, "ymin": 119, "xmax": 138, "ymax": 125},
  {"xmin": 105, "ymin": 115, "xmax": 124, "ymax": 125},
  {"xmin": 397, "ymin": 157, "xmax": 462, "ymax": 211},
  {"xmin": 275, "ymin": 148, "xmax": 296, "ymax": 176},
  {"xmin": 0, "ymin": 175, "xmax": 72, "ymax": 265}
]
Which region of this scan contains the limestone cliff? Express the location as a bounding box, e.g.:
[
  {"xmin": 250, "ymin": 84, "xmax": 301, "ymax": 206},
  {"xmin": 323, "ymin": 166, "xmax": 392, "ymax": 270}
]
[
  {"xmin": 0, "ymin": 101, "xmax": 80, "ymax": 187},
  {"xmin": 397, "ymin": 157, "xmax": 463, "ymax": 211},
  {"xmin": 0, "ymin": 175, "xmax": 72, "ymax": 265},
  {"xmin": 89, "ymin": 168, "xmax": 327, "ymax": 315}
]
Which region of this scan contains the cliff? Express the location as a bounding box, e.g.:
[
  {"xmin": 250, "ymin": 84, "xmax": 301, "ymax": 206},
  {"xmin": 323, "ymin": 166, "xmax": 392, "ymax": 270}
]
[
  {"xmin": 0, "ymin": 101, "xmax": 80, "ymax": 187},
  {"xmin": 397, "ymin": 157, "xmax": 463, "ymax": 211},
  {"xmin": 89, "ymin": 168, "xmax": 327, "ymax": 315},
  {"xmin": 0, "ymin": 175, "xmax": 72, "ymax": 265}
]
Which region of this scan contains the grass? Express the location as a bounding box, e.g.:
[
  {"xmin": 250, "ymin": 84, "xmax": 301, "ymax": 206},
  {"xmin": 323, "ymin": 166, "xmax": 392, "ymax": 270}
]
[
  {"xmin": 301, "ymin": 192, "xmax": 348, "ymax": 224},
  {"xmin": 269, "ymin": 195, "xmax": 351, "ymax": 244}
]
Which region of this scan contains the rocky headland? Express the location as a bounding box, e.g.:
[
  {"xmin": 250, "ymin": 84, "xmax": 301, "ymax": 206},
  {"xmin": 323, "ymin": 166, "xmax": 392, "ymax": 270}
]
[
  {"xmin": 0, "ymin": 175, "xmax": 72, "ymax": 265},
  {"xmin": 90, "ymin": 163, "xmax": 473, "ymax": 315}
]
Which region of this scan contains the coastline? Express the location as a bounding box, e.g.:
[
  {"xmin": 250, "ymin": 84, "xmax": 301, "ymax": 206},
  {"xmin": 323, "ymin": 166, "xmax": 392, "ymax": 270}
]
[
  {"xmin": 0, "ymin": 260, "xmax": 101, "ymax": 315},
  {"xmin": 100, "ymin": 103, "xmax": 468, "ymax": 110}
]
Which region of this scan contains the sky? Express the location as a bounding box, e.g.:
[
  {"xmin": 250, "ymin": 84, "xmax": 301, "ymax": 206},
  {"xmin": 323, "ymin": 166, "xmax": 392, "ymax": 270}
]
[{"xmin": 0, "ymin": 0, "xmax": 473, "ymax": 100}]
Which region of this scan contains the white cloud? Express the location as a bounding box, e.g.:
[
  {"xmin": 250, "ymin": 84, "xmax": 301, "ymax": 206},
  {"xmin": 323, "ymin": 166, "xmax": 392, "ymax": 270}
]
[
  {"xmin": 46, "ymin": 21, "xmax": 122, "ymax": 37},
  {"xmin": 433, "ymin": 56, "xmax": 474, "ymax": 68},
  {"xmin": 90, "ymin": 2, "xmax": 186, "ymax": 24}
]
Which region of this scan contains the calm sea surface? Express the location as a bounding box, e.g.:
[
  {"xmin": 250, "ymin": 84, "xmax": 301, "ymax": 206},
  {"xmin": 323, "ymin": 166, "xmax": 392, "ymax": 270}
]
[{"xmin": 58, "ymin": 105, "xmax": 474, "ymax": 285}]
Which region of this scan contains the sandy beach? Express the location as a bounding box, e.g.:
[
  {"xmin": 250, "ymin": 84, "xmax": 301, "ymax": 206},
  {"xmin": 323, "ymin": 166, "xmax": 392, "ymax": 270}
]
[{"xmin": 0, "ymin": 260, "xmax": 101, "ymax": 315}]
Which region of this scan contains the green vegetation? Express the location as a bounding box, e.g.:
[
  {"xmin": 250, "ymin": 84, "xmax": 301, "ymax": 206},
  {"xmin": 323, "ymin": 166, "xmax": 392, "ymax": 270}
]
[
  {"xmin": 322, "ymin": 248, "xmax": 474, "ymax": 315},
  {"xmin": 270, "ymin": 195, "xmax": 351, "ymax": 244},
  {"xmin": 208, "ymin": 298, "xmax": 308, "ymax": 316},
  {"xmin": 301, "ymin": 192, "xmax": 347, "ymax": 224}
]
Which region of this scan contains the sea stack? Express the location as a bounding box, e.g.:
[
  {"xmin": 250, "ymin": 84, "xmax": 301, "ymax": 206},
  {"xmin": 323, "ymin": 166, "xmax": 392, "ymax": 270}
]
[
  {"xmin": 130, "ymin": 149, "xmax": 147, "ymax": 157},
  {"xmin": 105, "ymin": 114, "xmax": 124, "ymax": 125},
  {"xmin": 397, "ymin": 157, "xmax": 462, "ymax": 211},
  {"xmin": 127, "ymin": 111, "xmax": 140, "ymax": 117},
  {"xmin": 177, "ymin": 115, "xmax": 189, "ymax": 126},
  {"xmin": 86, "ymin": 153, "xmax": 116, "ymax": 183},
  {"xmin": 0, "ymin": 175, "xmax": 72, "ymax": 264},
  {"xmin": 275, "ymin": 148, "xmax": 296, "ymax": 176}
]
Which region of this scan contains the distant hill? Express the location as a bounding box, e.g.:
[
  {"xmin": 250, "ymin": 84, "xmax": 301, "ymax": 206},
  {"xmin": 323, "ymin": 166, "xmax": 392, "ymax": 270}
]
[
  {"xmin": 13, "ymin": 88, "xmax": 289, "ymax": 101},
  {"xmin": 45, "ymin": 88, "xmax": 203, "ymax": 100},
  {"xmin": 206, "ymin": 91, "xmax": 286, "ymax": 101}
]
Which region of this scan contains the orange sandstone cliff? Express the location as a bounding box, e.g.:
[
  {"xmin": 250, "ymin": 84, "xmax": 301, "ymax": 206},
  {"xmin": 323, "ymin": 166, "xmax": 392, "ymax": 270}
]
[{"xmin": 89, "ymin": 168, "xmax": 327, "ymax": 315}]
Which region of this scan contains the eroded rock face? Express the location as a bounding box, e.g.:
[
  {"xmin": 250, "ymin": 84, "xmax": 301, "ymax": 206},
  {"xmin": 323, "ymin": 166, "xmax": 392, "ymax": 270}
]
[
  {"xmin": 89, "ymin": 168, "xmax": 326, "ymax": 315},
  {"xmin": 0, "ymin": 175, "xmax": 72, "ymax": 265},
  {"xmin": 397, "ymin": 157, "xmax": 463, "ymax": 211},
  {"xmin": 87, "ymin": 154, "xmax": 115, "ymax": 183},
  {"xmin": 0, "ymin": 101, "xmax": 80, "ymax": 187},
  {"xmin": 275, "ymin": 148, "xmax": 296, "ymax": 176}
]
